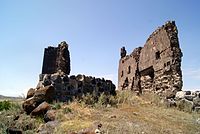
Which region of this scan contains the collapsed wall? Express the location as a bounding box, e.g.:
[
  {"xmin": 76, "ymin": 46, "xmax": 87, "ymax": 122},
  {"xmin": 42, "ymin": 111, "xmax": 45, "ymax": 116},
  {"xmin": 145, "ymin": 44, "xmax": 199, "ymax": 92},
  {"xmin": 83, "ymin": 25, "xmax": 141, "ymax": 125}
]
[{"xmin": 118, "ymin": 21, "xmax": 183, "ymax": 98}]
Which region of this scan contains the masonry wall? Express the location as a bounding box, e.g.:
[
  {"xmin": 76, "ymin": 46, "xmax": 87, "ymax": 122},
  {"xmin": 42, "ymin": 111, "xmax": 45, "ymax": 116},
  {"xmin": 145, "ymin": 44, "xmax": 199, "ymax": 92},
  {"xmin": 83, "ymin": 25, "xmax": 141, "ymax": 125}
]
[
  {"xmin": 42, "ymin": 41, "xmax": 70, "ymax": 75},
  {"xmin": 118, "ymin": 21, "xmax": 183, "ymax": 98}
]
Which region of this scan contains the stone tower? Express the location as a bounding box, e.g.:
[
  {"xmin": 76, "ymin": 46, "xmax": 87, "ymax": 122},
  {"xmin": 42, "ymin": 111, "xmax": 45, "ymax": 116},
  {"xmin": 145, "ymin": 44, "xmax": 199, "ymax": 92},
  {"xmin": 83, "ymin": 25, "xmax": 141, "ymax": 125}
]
[
  {"xmin": 42, "ymin": 41, "xmax": 70, "ymax": 75},
  {"xmin": 118, "ymin": 21, "xmax": 183, "ymax": 98}
]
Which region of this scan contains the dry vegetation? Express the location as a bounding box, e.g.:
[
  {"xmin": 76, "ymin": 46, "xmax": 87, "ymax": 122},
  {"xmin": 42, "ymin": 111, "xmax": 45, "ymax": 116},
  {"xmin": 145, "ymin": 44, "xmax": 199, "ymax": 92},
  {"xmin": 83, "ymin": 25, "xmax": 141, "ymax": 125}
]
[
  {"xmin": 1, "ymin": 91, "xmax": 200, "ymax": 134},
  {"xmin": 54, "ymin": 91, "xmax": 200, "ymax": 134}
]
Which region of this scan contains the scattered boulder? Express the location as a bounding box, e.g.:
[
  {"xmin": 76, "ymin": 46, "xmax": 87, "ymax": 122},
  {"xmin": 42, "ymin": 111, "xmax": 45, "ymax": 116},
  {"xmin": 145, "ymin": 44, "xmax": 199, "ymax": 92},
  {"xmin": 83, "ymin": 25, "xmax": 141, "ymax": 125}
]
[
  {"xmin": 174, "ymin": 90, "xmax": 200, "ymax": 113},
  {"xmin": 193, "ymin": 96, "xmax": 200, "ymax": 107},
  {"xmin": 185, "ymin": 91, "xmax": 191, "ymax": 95},
  {"xmin": 23, "ymin": 85, "xmax": 55, "ymax": 114},
  {"xmin": 175, "ymin": 91, "xmax": 186, "ymax": 100},
  {"xmin": 37, "ymin": 121, "xmax": 59, "ymax": 134},
  {"xmin": 6, "ymin": 127, "xmax": 22, "ymax": 134},
  {"xmin": 26, "ymin": 88, "xmax": 35, "ymax": 99},
  {"xmin": 22, "ymin": 97, "xmax": 38, "ymax": 114},
  {"xmin": 194, "ymin": 107, "xmax": 200, "ymax": 114},
  {"xmin": 165, "ymin": 99, "xmax": 176, "ymax": 107},
  {"xmin": 34, "ymin": 85, "xmax": 55, "ymax": 103},
  {"xmin": 184, "ymin": 95, "xmax": 196, "ymax": 101},
  {"xmin": 31, "ymin": 101, "xmax": 51, "ymax": 116},
  {"xmin": 44, "ymin": 110, "xmax": 56, "ymax": 122},
  {"xmin": 177, "ymin": 98, "xmax": 193, "ymax": 113},
  {"xmin": 42, "ymin": 74, "xmax": 52, "ymax": 86}
]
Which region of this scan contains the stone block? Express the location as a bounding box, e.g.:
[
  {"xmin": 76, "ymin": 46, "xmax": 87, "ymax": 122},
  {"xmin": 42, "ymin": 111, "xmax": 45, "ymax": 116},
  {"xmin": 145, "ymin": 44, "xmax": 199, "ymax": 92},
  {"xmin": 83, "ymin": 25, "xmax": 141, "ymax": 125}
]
[{"xmin": 177, "ymin": 99, "xmax": 193, "ymax": 113}]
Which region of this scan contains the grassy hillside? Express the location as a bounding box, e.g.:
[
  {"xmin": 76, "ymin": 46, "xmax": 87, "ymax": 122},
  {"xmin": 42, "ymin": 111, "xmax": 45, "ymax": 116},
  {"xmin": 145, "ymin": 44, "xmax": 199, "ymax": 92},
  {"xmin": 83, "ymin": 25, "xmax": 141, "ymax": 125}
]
[
  {"xmin": 54, "ymin": 91, "xmax": 200, "ymax": 134},
  {"xmin": 0, "ymin": 91, "xmax": 200, "ymax": 134}
]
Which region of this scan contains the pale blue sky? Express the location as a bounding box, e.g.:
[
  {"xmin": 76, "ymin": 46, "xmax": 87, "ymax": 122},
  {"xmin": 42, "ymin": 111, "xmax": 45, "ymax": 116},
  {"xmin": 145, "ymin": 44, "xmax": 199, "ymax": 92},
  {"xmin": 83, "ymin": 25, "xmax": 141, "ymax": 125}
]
[{"xmin": 0, "ymin": 0, "xmax": 200, "ymax": 96}]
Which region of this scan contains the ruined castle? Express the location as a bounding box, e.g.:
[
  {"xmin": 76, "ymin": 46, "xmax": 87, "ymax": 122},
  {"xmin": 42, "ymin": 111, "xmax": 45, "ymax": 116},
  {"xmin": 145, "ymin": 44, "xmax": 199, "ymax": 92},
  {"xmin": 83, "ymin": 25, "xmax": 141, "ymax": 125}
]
[
  {"xmin": 23, "ymin": 41, "xmax": 116, "ymax": 114},
  {"xmin": 118, "ymin": 21, "xmax": 183, "ymax": 98}
]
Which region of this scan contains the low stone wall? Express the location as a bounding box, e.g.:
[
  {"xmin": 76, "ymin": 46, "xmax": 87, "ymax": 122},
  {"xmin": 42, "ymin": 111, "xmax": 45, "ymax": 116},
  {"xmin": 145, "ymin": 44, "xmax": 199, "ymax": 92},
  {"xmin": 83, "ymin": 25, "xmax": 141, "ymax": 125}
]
[
  {"xmin": 37, "ymin": 72, "xmax": 116, "ymax": 101},
  {"xmin": 23, "ymin": 71, "xmax": 116, "ymax": 114},
  {"xmin": 175, "ymin": 91, "xmax": 200, "ymax": 113}
]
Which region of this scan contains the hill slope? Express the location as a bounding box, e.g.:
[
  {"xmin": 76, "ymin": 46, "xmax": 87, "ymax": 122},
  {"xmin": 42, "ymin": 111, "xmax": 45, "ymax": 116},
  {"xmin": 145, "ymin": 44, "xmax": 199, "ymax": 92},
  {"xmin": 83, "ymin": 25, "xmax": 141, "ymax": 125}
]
[{"xmin": 53, "ymin": 92, "xmax": 200, "ymax": 134}]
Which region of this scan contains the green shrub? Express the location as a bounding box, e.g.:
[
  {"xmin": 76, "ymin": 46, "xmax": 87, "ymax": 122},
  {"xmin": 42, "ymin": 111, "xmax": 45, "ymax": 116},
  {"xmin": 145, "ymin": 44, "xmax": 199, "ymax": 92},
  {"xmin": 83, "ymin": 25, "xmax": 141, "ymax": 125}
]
[
  {"xmin": 81, "ymin": 93, "xmax": 97, "ymax": 106},
  {"xmin": 52, "ymin": 103, "xmax": 62, "ymax": 110},
  {"xmin": 0, "ymin": 100, "xmax": 12, "ymax": 111}
]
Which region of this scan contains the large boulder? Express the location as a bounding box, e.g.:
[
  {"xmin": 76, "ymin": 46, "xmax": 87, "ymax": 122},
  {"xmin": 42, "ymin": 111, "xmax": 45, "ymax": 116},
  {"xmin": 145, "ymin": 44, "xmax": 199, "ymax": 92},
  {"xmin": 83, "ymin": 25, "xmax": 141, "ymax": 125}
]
[
  {"xmin": 34, "ymin": 85, "xmax": 55, "ymax": 103},
  {"xmin": 193, "ymin": 96, "xmax": 200, "ymax": 107},
  {"xmin": 22, "ymin": 97, "xmax": 38, "ymax": 114},
  {"xmin": 31, "ymin": 101, "xmax": 51, "ymax": 116},
  {"xmin": 44, "ymin": 110, "xmax": 56, "ymax": 122},
  {"xmin": 175, "ymin": 91, "xmax": 186, "ymax": 100},
  {"xmin": 194, "ymin": 107, "xmax": 200, "ymax": 114},
  {"xmin": 26, "ymin": 88, "xmax": 36, "ymax": 99},
  {"xmin": 23, "ymin": 86, "xmax": 55, "ymax": 114},
  {"xmin": 42, "ymin": 74, "xmax": 52, "ymax": 86},
  {"xmin": 6, "ymin": 127, "xmax": 22, "ymax": 134},
  {"xmin": 177, "ymin": 98, "xmax": 194, "ymax": 113},
  {"xmin": 37, "ymin": 121, "xmax": 59, "ymax": 134},
  {"xmin": 184, "ymin": 95, "xmax": 196, "ymax": 101}
]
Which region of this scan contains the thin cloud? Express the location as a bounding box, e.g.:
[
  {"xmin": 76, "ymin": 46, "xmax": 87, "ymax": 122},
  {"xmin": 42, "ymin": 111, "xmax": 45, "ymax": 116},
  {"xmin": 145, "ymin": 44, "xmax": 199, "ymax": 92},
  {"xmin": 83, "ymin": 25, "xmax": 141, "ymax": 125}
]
[{"xmin": 183, "ymin": 67, "xmax": 200, "ymax": 79}]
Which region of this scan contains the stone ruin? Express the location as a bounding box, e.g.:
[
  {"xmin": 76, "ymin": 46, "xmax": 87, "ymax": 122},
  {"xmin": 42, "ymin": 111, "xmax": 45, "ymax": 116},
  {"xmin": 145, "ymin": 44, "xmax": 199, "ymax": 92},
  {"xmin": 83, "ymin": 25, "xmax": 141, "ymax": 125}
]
[
  {"xmin": 23, "ymin": 41, "xmax": 116, "ymax": 114},
  {"xmin": 118, "ymin": 21, "xmax": 183, "ymax": 98},
  {"xmin": 41, "ymin": 42, "xmax": 70, "ymax": 75},
  {"xmin": 118, "ymin": 21, "xmax": 200, "ymax": 113}
]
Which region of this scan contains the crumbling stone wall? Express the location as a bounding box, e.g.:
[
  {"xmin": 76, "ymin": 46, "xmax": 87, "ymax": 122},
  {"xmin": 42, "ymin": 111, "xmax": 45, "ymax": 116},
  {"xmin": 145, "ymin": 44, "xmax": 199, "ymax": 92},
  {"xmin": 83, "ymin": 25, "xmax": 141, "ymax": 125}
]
[
  {"xmin": 118, "ymin": 21, "xmax": 183, "ymax": 98},
  {"xmin": 42, "ymin": 41, "xmax": 70, "ymax": 75},
  {"xmin": 23, "ymin": 41, "xmax": 116, "ymax": 112},
  {"xmin": 40, "ymin": 41, "xmax": 116, "ymax": 101}
]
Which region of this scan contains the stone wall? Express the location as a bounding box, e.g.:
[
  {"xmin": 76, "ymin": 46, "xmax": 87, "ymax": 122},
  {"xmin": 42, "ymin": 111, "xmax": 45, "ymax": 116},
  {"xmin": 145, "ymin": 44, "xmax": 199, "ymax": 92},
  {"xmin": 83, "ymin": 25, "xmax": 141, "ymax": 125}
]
[
  {"xmin": 37, "ymin": 72, "xmax": 116, "ymax": 102},
  {"xmin": 175, "ymin": 91, "xmax": 200, "ymax": 113},
  {"xmin": 118, "ymin": 21, "xmax": 183, "ymax": 98},
  {"xmin": 23, "ymin": 41, "xmax": 116, "ymax": 114}
]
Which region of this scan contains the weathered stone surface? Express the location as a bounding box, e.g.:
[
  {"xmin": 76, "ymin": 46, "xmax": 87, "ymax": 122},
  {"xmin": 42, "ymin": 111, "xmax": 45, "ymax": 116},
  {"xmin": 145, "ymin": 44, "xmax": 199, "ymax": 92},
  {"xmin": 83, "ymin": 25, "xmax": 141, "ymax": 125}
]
[
  {"xmin": 174, "ymin": 91, "xmax": 200, "ymax": 112},
  {"xmin": 165, "ymin": 99, "xmax": 177, "ymax": 107},
  {"xmin": 23, "ymin": 86, "xmax": 55, "ymax": 114},
  {"xmin": 42, "ymin": 41, "xmax": 70, "ymax": 75},
  {"xmin": 22, "ymin": 97, "xmax": 38, "ymax": 114},
  {"xmin": 26, "ymin": 88, "xmax": 35, "ymax": 99},
  {"xmin": 31, "ymin": 101, "xmax": 51, "ymax": 116},
  {"xmin": 34, "ymin": 71, "xmax": 116, "ymax": 102},
  {"xmin": 44, "ymin": 110, "xmax": 56, "ymax": 122},
  {"xmin": 175, "ymin": 91, "xmax": 186, "ymax": 100},
  {"xmin": 194, "ymin": 107, "xmax": 200, "ymax": 114},
  {"xmin": 193, "ymin": 97, "xmax": 200, "ymax": 107},
  {"xmin": 120, "ymin": 46, "xmax": 127, "ymax": 58},
  {"xmin": 23, "ymin": 41, "xmax": 116, "ymax": 114},
  {"xmin": 34, "ymin": 85, "xmax": 55, "ymax": 103},
  {"xmin": 37, "ymin": 121, "xmax": 59, "ymax": 134},
  {"xmin": 177, "ymin": 99, "xmax": 193, "ymax": 113},
  {"xmin": 184, "ymin": 95, "xmax": 196, "ymax": 101},
  {"xmin": 118, "ymin": 21, "xmax": 182, "ymax": 98},
  {"xmin": 6, "ymin": 127, "xmax": 22, "ymax": 134}
]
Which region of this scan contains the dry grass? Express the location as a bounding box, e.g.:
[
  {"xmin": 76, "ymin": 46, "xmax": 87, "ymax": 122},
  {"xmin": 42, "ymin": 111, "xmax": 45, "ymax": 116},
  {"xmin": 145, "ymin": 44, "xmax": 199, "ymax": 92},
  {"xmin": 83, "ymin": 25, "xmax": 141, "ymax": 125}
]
[
  {"xmin": 0, "ymin": 99, "xmax": 43, "ymax": 134},
  {"xmin": 1, "ymin": 92, "xmax": 200, "ymax": 134},
  {"xmin": 53, "ymin": 91, "xmax": 200, "ymax": 134}
]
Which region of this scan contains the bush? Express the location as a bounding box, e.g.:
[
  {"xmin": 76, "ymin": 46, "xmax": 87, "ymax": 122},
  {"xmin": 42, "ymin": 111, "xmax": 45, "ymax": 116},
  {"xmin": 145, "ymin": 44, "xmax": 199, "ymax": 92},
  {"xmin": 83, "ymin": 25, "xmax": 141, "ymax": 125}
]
[
  {"xmin": 0, "ymin": 100, "xmax": 12, "ymax": 111},
  {"xmin": 81, "ymin": 93, "xmax": 97, "ymax": 106},
  {"xmin": 52, "ymin": 103, "xmax": 62, "ymax": 110},
  {"xmin": 96, "ymin": 93, "xmax": 118, "ymax": 107}
]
